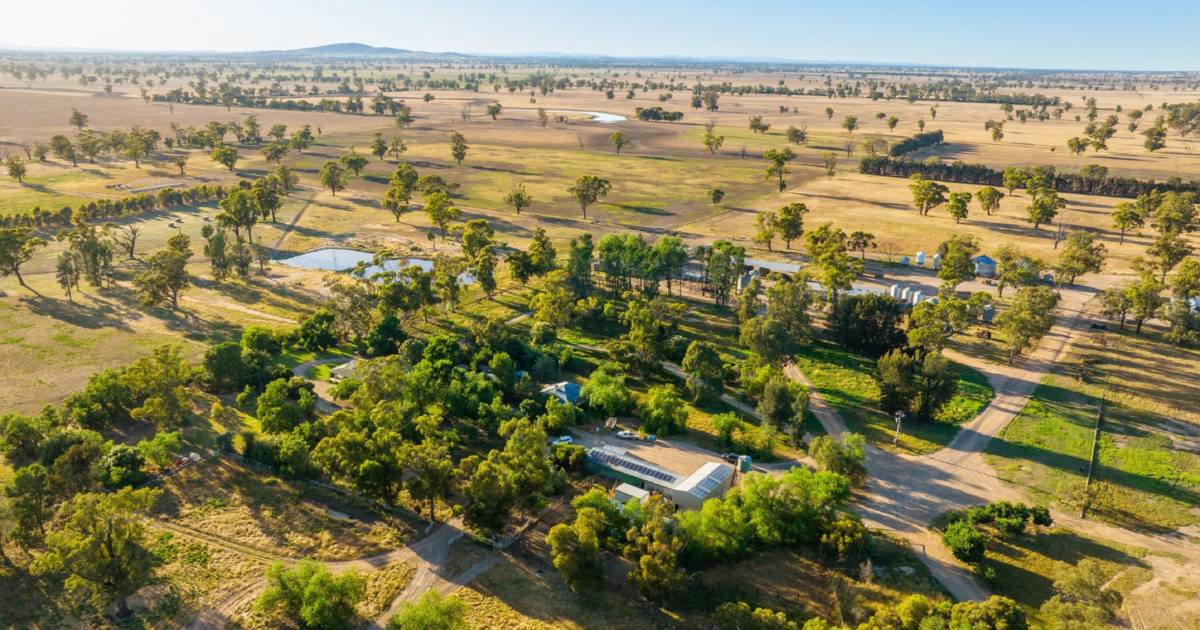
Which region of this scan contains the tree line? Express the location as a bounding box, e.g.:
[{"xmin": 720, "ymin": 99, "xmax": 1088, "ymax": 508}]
[
  {"xmin": 860, "ymin": 156, "xmax": 1200, "ymax": 199},
  {"xmin": 0, "ymin": 183, "xmax": 227, "ymax": 229},
  {"xmin": 888, "ymin": 130, "xmax": 944, "ymax": 157}
]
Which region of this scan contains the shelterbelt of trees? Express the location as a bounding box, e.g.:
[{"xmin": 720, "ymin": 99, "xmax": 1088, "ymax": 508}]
[
  {"xmin": 860, "ymin": 156, "xmax": 1200, "ymax": 198},
  {"xmin": 0, "ymin": 184, "xmax": 227, "ymax": 229}
]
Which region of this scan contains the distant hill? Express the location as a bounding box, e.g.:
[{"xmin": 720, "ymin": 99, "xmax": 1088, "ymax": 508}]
[{"xmin": 283, "ymin": 42, "xmax": 411, "ymax": 56}]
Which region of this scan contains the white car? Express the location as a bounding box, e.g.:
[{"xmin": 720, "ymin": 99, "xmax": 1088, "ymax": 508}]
[
  {"xmin": 550, "ymin": 436, "xmax": 574, "ymax": 446},
  {"xmin": 615, "ymin": 430, "xmax": 636, "ymax": 440}
]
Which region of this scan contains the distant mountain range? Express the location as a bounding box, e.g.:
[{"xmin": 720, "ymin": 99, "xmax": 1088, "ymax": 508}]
[
  {"xmin": 260, "ymin": 42, "xmax": 414, "ymax": 56},
  {"xmin": 0, "ymin": 42, "xmax": 1186, "ymax": 73},
  {"xmin": 246, "ymin": 42, "xmax": 478, "ymax": 60}
]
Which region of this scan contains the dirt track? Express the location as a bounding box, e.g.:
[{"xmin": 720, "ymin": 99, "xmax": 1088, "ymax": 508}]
[{"xmin": 788, "ymin": 284, "xmax": 1200, "ymax": 602}]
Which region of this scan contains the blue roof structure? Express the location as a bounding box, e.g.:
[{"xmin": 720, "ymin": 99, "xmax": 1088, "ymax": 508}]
[{"xmin": 541, "ymin": 381, "xmax": 582, "ymax": 404}]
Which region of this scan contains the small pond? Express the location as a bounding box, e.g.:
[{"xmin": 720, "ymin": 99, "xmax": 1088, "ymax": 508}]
[
  {"xmin": 515, "ymin": 108, "xmax": 625, "ymax": 123},
  {"xmin": 574, "ymin": 111, "xmax": 626, "ymax": 123},
  {"xmin": 277, "ymin": 248, "xmax": 475, "ymax": 284}
]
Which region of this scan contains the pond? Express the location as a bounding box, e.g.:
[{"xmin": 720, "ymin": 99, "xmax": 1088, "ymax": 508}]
[
  {"xmin": 512, "ymin": 108, "xmax": 625, "ymax": 123},
  {"xmin": 277, "ymin": 248, "xmax": 475, "ymax": 284},
  {"xmin": 573, "ymin": 111, "xmax": 626, "ymax": 123}
]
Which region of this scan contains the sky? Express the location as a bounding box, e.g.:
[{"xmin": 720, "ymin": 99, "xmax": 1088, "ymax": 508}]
[{"xmin": 3, "ymin": 0, "xmax": 1198, "ymax": 71}]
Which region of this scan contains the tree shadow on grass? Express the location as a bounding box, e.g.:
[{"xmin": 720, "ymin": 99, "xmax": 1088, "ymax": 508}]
[
  {"xmin": 611, "ymin": 203, "xmax": 672, "ymax": 217},
  {"xmin": 988, "ymin": 432, "xmax": 1200, "ymax": 533},
  {"xmin": 467, "ymin": 164, "xmax": 538, "ymax": 176},
  {"xmin": 986, "ymin": 527, "xmax": 1149, "ymax": 607},
  {"xmin": 19, "ymin": 290, "xmax": 138, "ymax": 332}
]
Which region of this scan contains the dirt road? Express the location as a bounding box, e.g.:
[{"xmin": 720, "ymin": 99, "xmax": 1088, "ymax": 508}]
[{"xmin": 787, "ymin": 285, "xmax": 1096, "ymax": 601}]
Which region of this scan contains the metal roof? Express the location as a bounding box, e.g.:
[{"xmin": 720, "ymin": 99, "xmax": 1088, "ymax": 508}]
[
  {"xmin": 541, "ymin": 381, "xmax": 582, "ymax": 404},
  {"xmin": 743, "ymin": 257, "xmax": 804, "ymax": 275},
  {"xmin": 674, "ymin": 462, "xmax": 734, "ymax": 500},
  {"xmin": 587, "ymin": 447, "xmax": 679, "ymax": 485}
]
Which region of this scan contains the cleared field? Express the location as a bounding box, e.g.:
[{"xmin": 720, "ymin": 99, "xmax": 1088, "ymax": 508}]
[
  {"xmin": 685, "ymin": 170, "xmax": 1162, "ymax": 272},
  {"xmin": 986, "ymin": 325, "xmax": 1200, "ymax": 532}
]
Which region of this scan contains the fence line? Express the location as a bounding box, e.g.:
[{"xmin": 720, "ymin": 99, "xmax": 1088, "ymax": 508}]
[{"xmin": 1080, "ymin": 398, "xmax": 1105, "ymax": 519}]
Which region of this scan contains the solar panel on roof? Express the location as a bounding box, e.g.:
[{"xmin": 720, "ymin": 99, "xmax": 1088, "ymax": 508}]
[{"xmin": 589, "ymin": 450, "xmax": 677, "ymax": 483}]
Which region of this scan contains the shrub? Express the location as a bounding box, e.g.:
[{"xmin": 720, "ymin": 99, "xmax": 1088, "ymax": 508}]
[
  {"xmin": 809, "ymin": 434, "xmax": 867, "ymax": 486},
  {"xmin": 551, "ymin": 444, "xmax": 588, "ymax": 474},
  {"xmin": 256, "ymin": 560, "xmax": 366, "ymax": 630},
  {"xmin": 942, "ymin": 520, "xmax": 985, "ymax": 564}
]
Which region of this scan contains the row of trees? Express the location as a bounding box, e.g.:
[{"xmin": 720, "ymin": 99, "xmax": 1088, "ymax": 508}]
[
  {"xmin": 861, "ymin": 156, "xmax": 1200, "ymax": 199},
  {"xmin": 0, "ymin": 183, "xmax": 227, "ymax": 230},
  {"xmin": 888, "ymin": 130, "xmax": 945, "ymax": 156}
]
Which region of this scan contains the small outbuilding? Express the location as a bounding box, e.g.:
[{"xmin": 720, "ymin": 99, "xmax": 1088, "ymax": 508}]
[
  {"xmin": 614, "ymin": 483, "xmax": 650, "ymax": 504},
  {"xmin": 973, "ymin": 254, "xmax": 997, "ymax": 278},
  {"xmin": 330, "ymin": 360, "xmax": 357, "ymax": 380}
]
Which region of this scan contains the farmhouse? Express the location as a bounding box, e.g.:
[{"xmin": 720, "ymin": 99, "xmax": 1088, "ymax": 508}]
[
  {"xmin": 586, "ymin": 445, "xmax": 735, "ymax": 510},
  {"xmin": 541, "ymin": 381, "xmax": 582, "ymax": 404}
]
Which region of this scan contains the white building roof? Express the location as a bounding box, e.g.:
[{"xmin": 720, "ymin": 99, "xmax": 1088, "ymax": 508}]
[
  {"xmin": 673, "ymin": 461, "xmax": 734, "ymax": 502},
  {"xmin": 330, "ymin": 360, "xmax": 357, "ymax": 379},
  {"xmin": 744, "ymin": 257, "xmax": 804, "ymax": 275},
  {"xmin": 614, "ymin": 483, "xmax": 650, "ymax": 501}
]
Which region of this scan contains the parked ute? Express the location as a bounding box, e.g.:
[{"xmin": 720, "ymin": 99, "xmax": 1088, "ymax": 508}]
[
  {"xmin": 615, "ymin": 430, "xmax": 637, "ymax": 440},
  {"xmin": 550, "ymin": 436, "xmax": 573, "ymax": 446}
]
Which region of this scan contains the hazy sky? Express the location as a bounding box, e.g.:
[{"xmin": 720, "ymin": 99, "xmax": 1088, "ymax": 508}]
[{"xmin": 4, "ymin": 0, "xmax": 1197, "ymax": 71}]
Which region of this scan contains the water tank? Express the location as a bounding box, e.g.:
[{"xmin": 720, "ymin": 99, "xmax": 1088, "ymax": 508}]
[
  {"xmin": 915, "ymin": 251, "xmax": 927, "ymax": 266},
  {"xmin": 900, "ymin": 287, "xmax": 912, "ymax": 301},
  {"xmin": 889, "ymin": 284, "xmax": 902, "ymax": 299},
  {"xmin": 737, "ymin": 455, "xmax": 752, "ymax": 473},
  {"xmin": 981, "ymin": 304, "xmax": 996, "ymax": 323},
  {"xmin": 911, "ymin": 290, "xmax": 924, "ymax": 305},
  {"xmin": 931, "ymin": 253, "xmax": 942, "ymax": 270},
  {"xmin": 899, "ymin": 256, "xmax": 910, "ymax": 266}
]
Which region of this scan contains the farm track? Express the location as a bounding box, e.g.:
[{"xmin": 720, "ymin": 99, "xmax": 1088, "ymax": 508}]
[
  {"xmin": 787, "ymin": 287, "xmax": 1200, "ymax": 602},
  {"xmin": 175, "ymin": 517, "xmax": 467, "ymax": 630}
]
